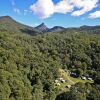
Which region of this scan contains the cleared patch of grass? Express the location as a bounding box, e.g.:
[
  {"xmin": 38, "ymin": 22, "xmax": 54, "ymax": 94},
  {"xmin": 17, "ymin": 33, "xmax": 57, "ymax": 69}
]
[
  {"xmin": 54, "ymin": 68, "xmax": 93, "ymax": 93},
  {"xmin": 70, "ymin": 77, "xmax": 93, "ymax": 83}
]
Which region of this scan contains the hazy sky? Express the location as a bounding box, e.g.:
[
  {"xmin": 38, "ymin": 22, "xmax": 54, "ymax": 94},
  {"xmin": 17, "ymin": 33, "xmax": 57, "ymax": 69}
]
[{"xmin": 0, "ymin": 0, "xmax": 100, "ymax": 27}]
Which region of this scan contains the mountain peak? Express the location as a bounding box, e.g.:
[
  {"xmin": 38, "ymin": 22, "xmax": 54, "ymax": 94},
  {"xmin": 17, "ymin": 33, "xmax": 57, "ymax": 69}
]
[
  {"xmin": 0, "ymin": 16, "xmax": 13, "ymax": 20},
  {"xmin": 35, "ymin": 23, "xmax": 49, "ymax": 32},
  {"xmin": 38, "ymin": 23, "xmax": 47, "ymax": 28},
  {"xmin": 35, "ymin": 23, "xmax": 66, "ymax": 32},
  {"xmin": 40, "ymin": 23, "xmax": 45, "ymax": 26}
]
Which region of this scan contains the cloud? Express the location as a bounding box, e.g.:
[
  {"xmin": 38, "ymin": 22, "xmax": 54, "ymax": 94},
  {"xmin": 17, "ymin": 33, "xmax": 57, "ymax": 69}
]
[
  {"xmin": 55, "ymin": 0, "xmax": 73, "ymax": 14},
  {"xmin": 10, "ymin": 0, "xmax": 22, "ymax": 15},
  {"xmin": 71, "ymin": 0, "xmax": 99, "ymax": 16},
  {"xmin": 30, "ymin": 0, "xmax": 99, "ymax": 19},
  {"xmin": 89, "ymin": 11, "xmax": 100, "ymax": 19},
  {"xmin": 30, "ymin": 0, "xmax": 54, "ymax": 19},
  {"xmin": 14, "ymin": 8, "xmax": 21, "ymax": 14},
  {"xmin": 24, "ymin": 10, "xmax": 28, "ymax": 15},
  {"xmin": 30, "ymin": 0, "xmax": 73, "ymax": 19}
]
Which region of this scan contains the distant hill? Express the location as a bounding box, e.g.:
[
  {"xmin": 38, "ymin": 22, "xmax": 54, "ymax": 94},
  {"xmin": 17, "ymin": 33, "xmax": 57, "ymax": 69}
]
[
  {"xmin": 35, "ymin": 23, "xmax": 65, "ymax": 32},
  {"xmin": 0, "ymin": 16, "xmax": 41, "ymax": 35},
  {"xmin": 64, "ymin": 25, "xmax": 100, "ymax": 34},
  {"xmin": 79, "ymin": 25, "xmax": 100, "ymax": 34},
  {"xmin": 35, "ymin": 23, "xmax": 100, "ymax": 34},
  {"xmin": 0, "ymin": 16, "xmax": 100, "ymax": 35},
  {"xmin": 49, "ymin": 26, "xmax": 66, "ymax": 32},
  {"xmin": 35, "ymin": 23, "xmax": 49, "ymax": 32}
]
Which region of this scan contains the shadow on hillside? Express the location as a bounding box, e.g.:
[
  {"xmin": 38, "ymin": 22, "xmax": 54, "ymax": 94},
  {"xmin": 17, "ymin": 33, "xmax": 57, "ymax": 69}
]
[
  {"xmin": 55, "ymin": 92, "xmax": 69, "ymax": 100},
  {"xmin": 20, "ymin": 28, "xmax": 39, "ymax": 36}
]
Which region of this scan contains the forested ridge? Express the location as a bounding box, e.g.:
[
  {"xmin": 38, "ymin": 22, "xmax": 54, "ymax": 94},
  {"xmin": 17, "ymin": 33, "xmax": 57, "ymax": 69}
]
[{"xmin": 0, "ymin": 16, "xmax": 100, "ymax": 100}]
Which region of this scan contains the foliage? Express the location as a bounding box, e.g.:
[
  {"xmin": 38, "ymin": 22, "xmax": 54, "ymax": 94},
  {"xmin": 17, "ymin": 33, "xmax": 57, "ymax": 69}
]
[{"xmin": 0, "ymin": 27, "xmax": 100, "ymax": 100}]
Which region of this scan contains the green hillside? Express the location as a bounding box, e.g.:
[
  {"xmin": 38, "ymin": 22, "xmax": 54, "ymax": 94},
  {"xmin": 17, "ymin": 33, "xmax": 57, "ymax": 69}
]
[
  {"xmin": 0, "ymin": 16, "xmax": 41, "ymax": 35},
  {"xmin": 0, "ymin": 16, "xmax": 100, "ymax": 100}
]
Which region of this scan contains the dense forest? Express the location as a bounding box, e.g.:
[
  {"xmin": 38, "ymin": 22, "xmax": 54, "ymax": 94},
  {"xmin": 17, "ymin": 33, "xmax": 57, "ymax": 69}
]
[{"xmin": 0, "ymin": 16, "xmax": 100, "ymax": 100}]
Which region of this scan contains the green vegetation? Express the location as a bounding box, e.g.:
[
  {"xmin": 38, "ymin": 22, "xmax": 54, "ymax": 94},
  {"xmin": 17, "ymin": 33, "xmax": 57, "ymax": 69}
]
[
  {"xmin": 0, "ymin": 17, "xmax": 100, "ymax": 100},
  {"xmin": 54, "ymin": 69, "xmax": 92, "ymax": 94},
  {"xmin": 0, "ymin": 16, "xmax": 41, "ymax": 35}
]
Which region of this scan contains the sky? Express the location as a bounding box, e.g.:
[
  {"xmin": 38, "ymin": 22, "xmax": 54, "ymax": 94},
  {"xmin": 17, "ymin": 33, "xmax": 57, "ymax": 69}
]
[{"xmin": 0, "ymin": 0, "xmax": 100, "ymax": 28}]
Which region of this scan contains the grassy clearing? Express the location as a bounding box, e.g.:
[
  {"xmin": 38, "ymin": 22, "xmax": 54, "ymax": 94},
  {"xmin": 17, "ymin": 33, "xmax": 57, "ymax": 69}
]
[
  {"xmin": 54, "ymin": 69, "xmax": 93, "ymax": 93},
  {"xmin": 70, "ymin": 77, "xmax": 92, "ymax": 83}
]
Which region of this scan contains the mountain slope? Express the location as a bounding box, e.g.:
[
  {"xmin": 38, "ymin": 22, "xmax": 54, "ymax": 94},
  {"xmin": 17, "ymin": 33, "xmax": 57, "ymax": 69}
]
[
  {"xmin": 0, "ymin": 16, "xmax": 100, "ymax": 35},
  {"xmin": 0, "ymin": 16, "xmax": 41, "ymax": 35},
  {"xmin": 0, "ymin": 15, "xmax": 100, "ymax": 100},
  {"xmin": 0, "ymin": 29, "xmax": 100, "ymax": 100},
  {"xmin": 35, "ymin": 23, "xmax": 100, "ymax": 34},
  {"xmin": 79, "ymin": 25, "xmax": 100, "ymax": 34},
  {"xmin": 64, "ymin": 25, "xmax": 100, "ymax": 34},
  {"xmin": 35, "ymin": 23, "xmax": 66, "ymax": 32},
  {"xmin": 35, "ymin": 23, "xmax": 49, "ymax": 32},
  {"xmin": 49, "ymin": 26, "xmax": 65, "ymax": 32}
]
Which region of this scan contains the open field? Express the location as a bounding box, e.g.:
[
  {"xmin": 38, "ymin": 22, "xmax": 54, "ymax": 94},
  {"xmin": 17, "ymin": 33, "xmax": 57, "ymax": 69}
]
[{"xmin": 54, "ymin": 69, "xmax": 93, "ymax": 92}]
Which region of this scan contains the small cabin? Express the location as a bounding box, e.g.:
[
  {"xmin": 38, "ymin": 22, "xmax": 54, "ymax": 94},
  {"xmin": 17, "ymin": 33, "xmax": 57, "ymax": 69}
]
[
  {"xmin": 81, "ymin": 76, "xmax": 86, "ymax": 80},
  {"xmin": 55, "ymin": 80, "xmax": 59, "ymax": 83},
  {"xmin": 70, "ymin": 72, "xmax": 77, "ymax": 77},
  {"xmin": 61, "ymin": 79, "xmax": 65, "ymax": 83},
  {"xmin": 55, "ymin": 83, "xmax": 60, "ymax": 86},
  {"xmin": 59, "ymin": 78, "xmax": 65, "ymax": 83},
  {"xmin": 88, "ymin": 78, "xmax": 93, "ymax": 81},
  {"xmin": 59, "ymin": 78, "xmax": 63, "ymax": 81},
  {"xmin": 65, "ymin": 85, "xmax": 71, "ymax": 89}
]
